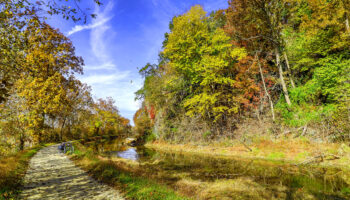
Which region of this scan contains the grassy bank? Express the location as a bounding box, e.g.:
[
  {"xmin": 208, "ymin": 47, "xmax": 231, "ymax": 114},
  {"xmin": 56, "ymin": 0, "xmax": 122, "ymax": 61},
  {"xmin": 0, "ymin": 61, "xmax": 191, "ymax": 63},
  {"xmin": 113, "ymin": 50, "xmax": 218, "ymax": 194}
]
[
  {"xmin": 146, "ymin": 138, "xmax": 350, "ymax": 169},
  {"xmin": 0, "ymin": 145, "xmax": 45, "ymax": 200},
  {"xmin": 73, "ymin": 139, "xmax": 350, "ymax": 199},
  {"xmin": 70, "ymin": 142, "xmax": 188, "ymax": 200}
]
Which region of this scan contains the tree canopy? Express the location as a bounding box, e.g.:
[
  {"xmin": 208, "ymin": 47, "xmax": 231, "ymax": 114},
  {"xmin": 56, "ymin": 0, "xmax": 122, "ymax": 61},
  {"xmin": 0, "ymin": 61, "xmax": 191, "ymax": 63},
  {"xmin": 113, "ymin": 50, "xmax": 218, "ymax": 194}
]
[{"xmin": 135, "ymin": 1, "xmax": 350, "ymax": 142}]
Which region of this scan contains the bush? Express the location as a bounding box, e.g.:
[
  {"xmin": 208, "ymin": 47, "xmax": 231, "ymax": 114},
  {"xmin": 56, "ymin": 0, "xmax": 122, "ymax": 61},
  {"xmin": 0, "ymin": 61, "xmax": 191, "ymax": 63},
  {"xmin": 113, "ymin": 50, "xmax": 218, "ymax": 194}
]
[
  {"xmin": 146, "ymin": 132, "xmax": 157, "ymax": 142},
  {"xmin": 276, "ymin": 82, "xmax": 337, "ymax": 127}
]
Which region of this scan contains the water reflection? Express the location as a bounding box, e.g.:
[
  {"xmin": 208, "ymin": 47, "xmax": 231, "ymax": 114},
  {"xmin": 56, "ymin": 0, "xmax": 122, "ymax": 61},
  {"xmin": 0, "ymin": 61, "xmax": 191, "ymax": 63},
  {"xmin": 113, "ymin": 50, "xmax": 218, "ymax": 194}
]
[
  {"xmin": 84, "ymin": 139, "xmax": 350, "ymax": 199},
  {"xmin": 116, "ymin": 148, "xmax": 139, "ymax": 161}
]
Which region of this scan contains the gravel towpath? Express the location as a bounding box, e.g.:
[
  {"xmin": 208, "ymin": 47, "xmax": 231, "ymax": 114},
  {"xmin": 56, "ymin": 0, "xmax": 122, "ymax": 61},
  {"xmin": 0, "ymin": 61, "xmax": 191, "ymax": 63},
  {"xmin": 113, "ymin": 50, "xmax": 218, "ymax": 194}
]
[{"xmin": 20, "ymin": 144, "xmax": 124, "ymax": 200}]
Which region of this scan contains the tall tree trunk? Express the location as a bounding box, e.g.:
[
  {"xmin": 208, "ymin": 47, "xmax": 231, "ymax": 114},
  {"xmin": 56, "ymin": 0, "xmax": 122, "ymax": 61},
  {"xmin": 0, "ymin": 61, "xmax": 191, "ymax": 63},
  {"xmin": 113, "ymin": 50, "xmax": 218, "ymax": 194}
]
[
  {"xmin": 60, "ymin": 117, "xmax": 66, "ymax": 142},
  {"xmin": 67, "ymin": 120, "xmax": 71, "ymax": 138},
  {"xmin": 94, "ymin": 126, "xmax": 100, "ymax": 136},
  {"xmin": 283, "ymin": 52, "xmax": 296, "ymax": 89},
  {"xmin": 256, "ymin": 107, "xmax": 261, "ymax": 122},
  {"xmin": 38, "ymin": 132, "xmax": 42, "ymax": 144},
  {"xmin": 259, "ymin": 91, "xmax": 267, "ymax": 114},
  {"xmin": 256, "ymin": 54, "xmax": 275, "ymax": 121},
  {"xmin": 275, "ymin": 48, "xmax": 292, "ymax": 106},
  {"xmin": 19, "ymin": 133, "xmax": 25, "ymax": 151},
  {"xmin": 345, "ymin": 12, "xmax": 350, "ymax": 33},
  {"xmin": 38, "ymin": 113, "xmax": 45, "ymax": 144}
]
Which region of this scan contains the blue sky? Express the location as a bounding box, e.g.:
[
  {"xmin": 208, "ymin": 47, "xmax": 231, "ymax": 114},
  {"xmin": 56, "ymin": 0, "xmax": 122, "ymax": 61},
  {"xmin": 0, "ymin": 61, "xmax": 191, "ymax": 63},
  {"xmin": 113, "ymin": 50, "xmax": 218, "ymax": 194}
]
[{"xmin": 48, "ymin": 0, "xmax": 229, "ymax": 124}]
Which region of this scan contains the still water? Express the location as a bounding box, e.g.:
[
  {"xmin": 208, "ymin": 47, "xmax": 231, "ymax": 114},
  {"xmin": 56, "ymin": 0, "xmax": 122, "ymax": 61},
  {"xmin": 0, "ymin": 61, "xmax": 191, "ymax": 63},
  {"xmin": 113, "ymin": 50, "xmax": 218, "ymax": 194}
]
[{"xmin": 84, "ymin": 139, "xmax": 350, "ymax": 199}]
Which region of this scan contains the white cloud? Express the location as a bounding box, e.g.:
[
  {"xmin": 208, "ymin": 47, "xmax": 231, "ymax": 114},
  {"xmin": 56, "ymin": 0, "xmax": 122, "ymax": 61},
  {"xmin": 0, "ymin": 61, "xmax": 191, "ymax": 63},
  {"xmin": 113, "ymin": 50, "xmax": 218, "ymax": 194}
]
[
  {"xmin": 80, "ymin": 71, "xmax": 130, "ymax": 85},
  {"xmin": 89, "ymin": 1, "xmax": 115, "ymax": 62},
  {"xmin": 84, "ymin": 62, "xmax": 116, "ymax": 70},
  {"xmin": 67, "ymin": 1, "xmax": 114, "ymax": 36},
  {"xmin": 91, "ymin": 25, "xmax": 111, "ymax": 61},
  {"xmin": 67, "ymin": 16, "xmax": 112, "ymax": 36}
]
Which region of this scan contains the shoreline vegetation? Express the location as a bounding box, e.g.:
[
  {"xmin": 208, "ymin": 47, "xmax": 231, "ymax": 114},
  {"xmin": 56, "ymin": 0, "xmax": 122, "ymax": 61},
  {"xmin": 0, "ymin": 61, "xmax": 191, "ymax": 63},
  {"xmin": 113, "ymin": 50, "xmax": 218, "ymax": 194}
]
[
  {"xmin": 72, "ymin": 139, "xmax": 350, "ymax": 200},
  {"xmin": 145, "ymin": 139, "xmax": 350, "ymax": 170},
  {"xmin": 70, "ymin": 142, "xmax": 188, "ymax": 200}
]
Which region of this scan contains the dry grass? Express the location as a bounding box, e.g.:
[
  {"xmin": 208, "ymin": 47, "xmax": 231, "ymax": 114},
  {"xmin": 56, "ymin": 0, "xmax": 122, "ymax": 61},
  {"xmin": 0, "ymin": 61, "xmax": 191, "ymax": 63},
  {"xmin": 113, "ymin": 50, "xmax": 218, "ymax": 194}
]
[
  {"xmin": 146, "ymin": 138, "xmax": 350, "ymax": 169},
  {"xmin": 73, "ymin": 140, "xmax": 350, "ymax": 200},
  {"xmin": 198, "ymin": 178, "xmax": 281, "ymax": 200},
  {"xmin": 173, "ymin": 179, "xmax": 203, "ymax": 197},
  {"xmin": 0, "ymin": 146, "xmax": 42, "ymax": 199},
  {"xmin": 172, "ymin": 177, "xmax": 286, "ymax": 200}
]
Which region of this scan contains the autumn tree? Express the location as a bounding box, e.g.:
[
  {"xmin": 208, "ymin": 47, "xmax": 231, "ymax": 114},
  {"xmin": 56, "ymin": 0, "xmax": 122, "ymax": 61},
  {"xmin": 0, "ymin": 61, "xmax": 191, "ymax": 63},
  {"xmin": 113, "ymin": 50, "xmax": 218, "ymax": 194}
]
[
  {"xmin": 0, "ymin": 0, "xmax": 132, "ymax": 151},
  {"xmin": 0, "ymin": 0, "xmax": 100, "ymax": 103},
  {"xmin": 15, "ymin": 21, "xmax": 83, "ymax": 143},
  {"xmin": 57, "ymin": 79, "xmax": 93, "ymax": 141},
  {"xmin": 136, "ymin": 6, "xmax": 264, "ymax": 139},
  {"xmin": 226, "ymin": 0, "xmax": 293, "ymax": 106},
  {"xmin": 0, "ymin": 92, "xmax": 28, "ymax": 151},
  {"xmin": 90, "ymin": 97, "xmax": 129, "ymax": 137},
  {"xmin": 133, "ymin": 105, "xmax": 153, "ymax": 143}
]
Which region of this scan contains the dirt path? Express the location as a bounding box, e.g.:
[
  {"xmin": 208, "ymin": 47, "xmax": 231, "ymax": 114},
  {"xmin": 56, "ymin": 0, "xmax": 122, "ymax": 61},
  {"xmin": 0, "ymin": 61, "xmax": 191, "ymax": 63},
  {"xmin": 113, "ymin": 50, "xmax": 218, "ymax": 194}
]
[{"xmin": 20, "ymin": 144, "xmax": 124, "ymax": 200}]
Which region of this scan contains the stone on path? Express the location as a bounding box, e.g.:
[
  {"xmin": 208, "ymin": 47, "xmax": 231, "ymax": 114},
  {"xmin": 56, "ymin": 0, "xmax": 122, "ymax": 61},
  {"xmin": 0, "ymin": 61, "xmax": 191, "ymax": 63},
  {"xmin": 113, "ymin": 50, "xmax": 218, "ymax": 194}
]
[{"xmin": 20, "ymin": 144, "xmax": 124, "ymax": 200}]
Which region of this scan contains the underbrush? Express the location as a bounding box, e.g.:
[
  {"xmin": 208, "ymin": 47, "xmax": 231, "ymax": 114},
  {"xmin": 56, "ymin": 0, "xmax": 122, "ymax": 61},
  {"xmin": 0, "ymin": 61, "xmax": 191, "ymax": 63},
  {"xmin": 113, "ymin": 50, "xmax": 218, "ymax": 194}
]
[
  {"xmin": 0, "ymin": 145, "xmax": 43, "ymax": 200},
  {"xmin": 70, "ymin": 143, "xmax": 187, "ymax": 200}
]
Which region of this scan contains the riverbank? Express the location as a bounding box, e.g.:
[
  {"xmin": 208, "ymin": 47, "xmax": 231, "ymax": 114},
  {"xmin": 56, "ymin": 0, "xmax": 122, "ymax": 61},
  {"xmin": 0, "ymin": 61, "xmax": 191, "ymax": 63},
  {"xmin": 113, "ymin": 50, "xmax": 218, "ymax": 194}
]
[
  {"xmin": 0, "ymin": 145, "xmax": 46, "ymax": 200},
  {"xmin": 70, "ymin": 142, "xmax": 188, "ymax": 200},
  {"xmin": 72, "ymin": 139, "xmax": 350, "ymax": 199},
  {"xmin": 146, "ymin": 138, "xmax": 350, "ymax": 169}
]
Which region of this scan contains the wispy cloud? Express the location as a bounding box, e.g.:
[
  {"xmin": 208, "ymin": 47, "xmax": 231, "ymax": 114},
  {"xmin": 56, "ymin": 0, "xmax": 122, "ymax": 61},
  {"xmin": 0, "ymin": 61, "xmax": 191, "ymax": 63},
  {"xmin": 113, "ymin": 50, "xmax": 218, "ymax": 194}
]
[
  {"xmin": 80, "ymin": 71, "xmax": 130, "ymax": 85},
  {"xmin": 67, "ymin": 16, "xmax": 112, "ymax": 36},
  {"xmin": 90, "ymin": 1, "xmax": 115, "ymax": 62},
  {"xmin": 67, "ymin": 1, "xmax": 114, "ymax": 36},
  {"xmin": 84, "ymin": 62, "xmax": 116, "ymax": 70}
]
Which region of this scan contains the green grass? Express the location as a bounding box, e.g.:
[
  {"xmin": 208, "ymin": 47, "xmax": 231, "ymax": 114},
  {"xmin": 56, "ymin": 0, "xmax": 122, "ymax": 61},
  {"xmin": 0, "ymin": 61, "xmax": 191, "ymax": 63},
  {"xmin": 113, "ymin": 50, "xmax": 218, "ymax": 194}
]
[
  {"xmin": 71, "ymin": 143, "xmax": 188, "ymax": 200},
  {"xmin": 0, "ymin": 145, "xmax": 43, "ymax": 200},
  {"xmin": 266, "ymin": 152, "xmax": 285, "ymax": 160}
]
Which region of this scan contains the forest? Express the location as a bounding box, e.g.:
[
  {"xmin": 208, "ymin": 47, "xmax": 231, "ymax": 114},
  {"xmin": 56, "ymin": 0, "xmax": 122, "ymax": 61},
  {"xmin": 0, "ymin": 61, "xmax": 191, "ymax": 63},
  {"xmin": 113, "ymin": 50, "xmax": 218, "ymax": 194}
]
[{"xmin": 134, "ymin": 0, "xmax": 350, "ymax": 144}]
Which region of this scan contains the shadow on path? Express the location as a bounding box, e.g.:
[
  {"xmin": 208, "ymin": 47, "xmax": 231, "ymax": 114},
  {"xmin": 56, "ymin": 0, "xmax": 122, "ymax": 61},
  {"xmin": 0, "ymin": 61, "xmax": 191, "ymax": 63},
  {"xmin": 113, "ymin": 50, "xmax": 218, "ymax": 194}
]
[{"xmin": 20, "ymin": 145, "xmax": 124, "ymax": 200}]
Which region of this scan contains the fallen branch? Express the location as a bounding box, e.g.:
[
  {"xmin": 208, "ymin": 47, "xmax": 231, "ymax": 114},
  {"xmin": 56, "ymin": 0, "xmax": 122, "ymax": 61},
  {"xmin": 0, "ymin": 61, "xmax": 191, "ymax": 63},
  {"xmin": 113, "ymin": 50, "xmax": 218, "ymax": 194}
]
[
  {"xmin": 294, "ymin": 125, "xmax": 308, "ymax": 138},
  {"xmin": 239, "ymin": 139, "xmax": 253, "ymax": 152},
  {"xmin": 279, "ymin": 126, "xmax": 305, "ymax": 138},
  {"xmin": 301, "ymin": 125, "xmax": 308, "ymax": 136},
  {"xmin": 297, "ymin": 153, "xmax": 340, "ymax": 166}
]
